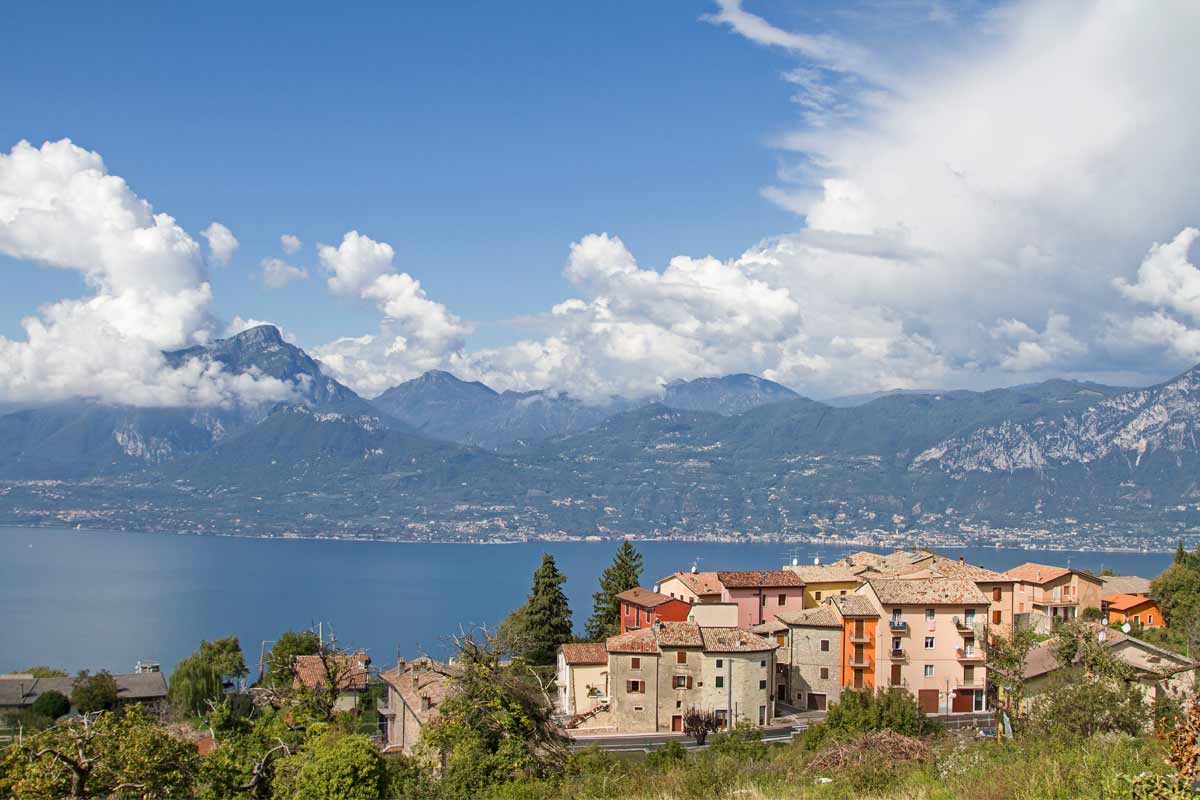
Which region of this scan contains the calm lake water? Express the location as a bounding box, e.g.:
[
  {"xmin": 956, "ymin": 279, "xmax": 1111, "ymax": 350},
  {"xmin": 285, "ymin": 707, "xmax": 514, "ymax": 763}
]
[{"xmin": 0, "ymin": 526, "xmax": 1175, "ymax": 676}]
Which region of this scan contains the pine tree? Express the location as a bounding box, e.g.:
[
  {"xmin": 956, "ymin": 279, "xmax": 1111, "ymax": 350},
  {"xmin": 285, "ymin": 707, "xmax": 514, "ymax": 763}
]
[
  {"xmin": 585, "ymin": 541, "xmax": 644, "ymax": 641},
  {"xmin": 1177, "ymin": 540, "xmax": 1187, "ymax": 564},
  {"xmin": 505, "ymin": 553, "xmax": 573, "ymax": 665}
]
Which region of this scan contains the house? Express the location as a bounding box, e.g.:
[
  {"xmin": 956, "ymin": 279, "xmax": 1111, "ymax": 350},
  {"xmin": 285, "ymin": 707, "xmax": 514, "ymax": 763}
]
[
  {"xmin": 829, "ymin": 594, "xmax": 879, "ymax": 693},
  {"xmin": 1104, "ymin": 593, "xmax": 1164, "ymax": 629},
  {"xmin": 766, "ymin": 605, "xmax": 843, "ymax": 710},
  {"xmin": 659, "ymin": 569, "xmax": 725, "ymax": 603},
  {"xmin": 1004, "ymin": 562, "xmax": 1104, "ymax": 630},
  {"xmin": 378, "ymin": 658, "xmax": 456, "ymax": 755},
  {"xmin": 781, "ymin": 563, "xmax": 862, "ymax": 607},
  {"xmin": 0, "ymin": 665, "xmax": 169, "ymax": 717},
  {"xmin": 617, "ymin": 587, "xmax": 692, "ymax": 634},
  {"xmin": 1101, "ymin": 574, "xmax": 1153, "ymax": 597},
  {"xmin": 832, "ymin": 549, "xmax": 1016, "ymax": 635},
  {"xmin": 606, "ymin": 621, "xmax": 777, "ymax": 733},
  {"xmin": 293, "ymin": 651, "xmax": 372, "ymax": 712},
  {"xmin": 1022, "ymin": 625, "xmax": 1196, "ymax": 712},
  {"xmin": 556, "ymin": 643, "xmax": 609, "ymax": 717},
  {"xmin": 714, "ymin": 571, "xmax": 806, "ymax": 627},
  {"xmin": 857, "ymin": 577, "xmax": 991, "ymax": 714}
]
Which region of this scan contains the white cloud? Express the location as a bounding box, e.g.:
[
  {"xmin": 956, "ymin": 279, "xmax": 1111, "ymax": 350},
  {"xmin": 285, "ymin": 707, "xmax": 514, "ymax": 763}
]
[
  {"xmin": 201, "ymin": 222, "xmax": 238, "ymax": 266},
  {"xmin": 992, "ymin": 312, "xmax": 1086, "ymax": 372},
  {"xmin": 280, "ymin": 233, "xmax": 302, "ymax": 254},
  {"xmin": 1114, "ymin": 228, "xmax": 1200, "ymax": 322},
  {"xmin": 311, "ymin": 231, "xmax": 471, "ymax": 396},
  {"xmin": 0, "ymin": 139, "xmax": 292, "ymax": 407},
  {"xmin": 260, "ymin": 257, "xmax": 308, "ymax": 289}
]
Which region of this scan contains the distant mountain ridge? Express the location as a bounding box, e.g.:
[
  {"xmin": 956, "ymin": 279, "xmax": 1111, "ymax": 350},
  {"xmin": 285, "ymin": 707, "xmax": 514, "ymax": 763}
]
[{"xmin": 1, "ymin": 324, "xmax": 1198, "ymax": 542}]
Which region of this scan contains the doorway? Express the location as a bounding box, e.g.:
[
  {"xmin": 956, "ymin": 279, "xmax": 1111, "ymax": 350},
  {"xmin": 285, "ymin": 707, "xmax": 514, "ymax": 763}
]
[{"xmin": 918, "ymin": 689, "xmax": 939, "ymax": 714}]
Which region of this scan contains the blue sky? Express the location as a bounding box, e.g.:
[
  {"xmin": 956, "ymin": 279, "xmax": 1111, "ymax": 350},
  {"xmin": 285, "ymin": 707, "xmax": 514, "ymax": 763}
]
[{"xmin": 2, "ymin": 1, "xmax": 1199, "ymax": 404}]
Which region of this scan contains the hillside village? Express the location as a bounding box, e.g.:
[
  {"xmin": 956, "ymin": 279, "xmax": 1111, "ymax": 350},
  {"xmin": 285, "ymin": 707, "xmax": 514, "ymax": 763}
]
[{"xmin": 7, "ymin": 544, "xmax": 1198, "ymax": 800}]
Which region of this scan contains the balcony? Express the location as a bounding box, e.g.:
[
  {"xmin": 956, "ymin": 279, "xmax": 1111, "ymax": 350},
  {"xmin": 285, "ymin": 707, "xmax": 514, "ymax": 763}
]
[
  {"xmin": 953, "ymin": 616, "xmax": 979, "ymax": 632},
  {"xmin": 847, "ymin": 655, "xmax": 873, "ymax": 668},
  {"xmin": 849, "ymin": 632, "xmax": 872, "ymax": 644},
  {"xmin": 957, "ymin": 679, "xmax": 983, "ymax": 689},
  {"xmin": 956, "ymin": 648, "xmax": 985, "ymax": 663},
  {"xmin": 889, "ymin": 648, "xmax": 907, "ymax": 660},
  {"xmin": 889, "ymin": 619, "xmax": 909, "ymax": 633}
]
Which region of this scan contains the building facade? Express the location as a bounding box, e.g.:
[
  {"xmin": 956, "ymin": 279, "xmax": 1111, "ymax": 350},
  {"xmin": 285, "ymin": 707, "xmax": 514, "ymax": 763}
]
[
  {"xmin": 715, "ymin": 571, "xmax": 807, "ymax": 627},
  {"xmin": 781, "ymin": 563, "xmax": 862, "ymax": 608},
  {"xmin": 770, "ymin": 606, "xmax": 843, "ymax": 710},
  {"xmin": 1103, "ymin": 593, "xmax": 1164, "ymax": 629},
  {"xmin": 617, "ymin": 587, "xmax": 692, "ymax": 634},
  {"xmin": 556, "ymin": 643, "xmax": 609, "ymax": 717},
  {"xmin": 1005, "ymin": 563, "xmax": 1104, "ymax": 628},
  {"xmin": 379, "ymin": 658, "xmax": 455, "ymax": 755}
]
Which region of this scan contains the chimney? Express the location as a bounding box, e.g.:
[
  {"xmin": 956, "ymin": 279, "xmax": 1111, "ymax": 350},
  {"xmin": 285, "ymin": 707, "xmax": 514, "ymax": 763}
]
[
  {"xmin": 420, "ymin": 695, "xmax": 432, "ymax": 712},
  {"xmin": 397, "ymin": 658, "xmax": 406, "ymax": 671},
  {"xmin": 411, "ymin": 671, "xmax": 420, "ymax": 689},
  {"xmin": 959, "ymin": 556, "xmax": 964, "ymax": 563},
  {"xmin": 690, "ymin": 563, "xmax": 698, "ymax": 574}
]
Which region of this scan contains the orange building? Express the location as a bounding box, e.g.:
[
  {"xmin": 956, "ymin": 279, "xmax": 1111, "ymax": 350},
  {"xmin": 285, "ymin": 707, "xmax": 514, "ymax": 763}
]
[
  {"xmin": 829, "ymin": 594, "xmax": 878, "ymax": 691},
  {"xmin": 617, "ymin": 587, "xmax": 692, "ymax": 634},
  {"xmin": 1103, "ymin": 593, "xmax": 1164, "ymax": 629}
]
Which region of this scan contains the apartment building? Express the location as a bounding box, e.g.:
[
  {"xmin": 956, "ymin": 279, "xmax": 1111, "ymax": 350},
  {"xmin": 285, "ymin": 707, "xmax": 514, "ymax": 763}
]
[
  {"xmin": 829, "ymin": 594, "xmax": 879, "ymax": 692},
  {"xmin": 1005, "ymin": 562, "xmax": 1104, "ymax": 630},
  {"xmin": 780, "ymin": 562, "xmax": 861, "ymax": 607},
  {"xmin": 659, "ymin": 569, "xmax": 806, "ymax": 627},
  {"xmin": 606, "ymin": 621, "xmax": 776, "ymax": 733},
  {"xmin": 617, "ymin": 587, "xmax": 692, "ymax": 633},
  {"xmin": 857, "ymin": 578, "xmax": 990, "ymax": 714}
]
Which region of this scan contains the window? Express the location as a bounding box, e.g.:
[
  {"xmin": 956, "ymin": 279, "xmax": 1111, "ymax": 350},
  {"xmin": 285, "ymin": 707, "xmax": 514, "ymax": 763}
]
[
  {"xmin": 715, "ymin": 709, "xmax": 728, "ymax": 725},
  {"xmin": 993, "ymin": 587, "xmax": 1002, "ymax": 601},
  {"xmin": 631, "ymin": 657, "xmax": 640, "ymax": 669},
  {"xmin": 964, "ymin": 665, "xmax": 974, "ymax": 684},
  {"xmin": 819, "ymin": 667, "xmax": 829, "ymax": 680},
  {"xmin": 925, "ymin": 609, "xmax": 936, "ymax": 628},
  {"xmin": 1149, "ymin": 614, "xmax": 1155, "ymax": 625},
  {"xmin": 964, "ymin": 609, "xmax": 976, "ymax": 626},
  {"xmin": 776, "ymin": 634, "xmax": 786, "ymax": 647},
  {"xmin": 814, "ymin": 591, "xmax": 822, "ymax": 600},
  {"xmin": 760, "ymin": 659, "xmax": 767, "ymax": 668},
  {"xmin": 716, "ymin": 659, "xmax": 723, "ymax": 668},
  {"xmin": 626, "ymin": 679, "xmax": 645, "ymax": 693},
  {"xmin": 820, "ymin": 639, "xmax": 830, "ymax": 652},
  {"xmin": 892, "ymin": 636, "xmax": 901, "ymax": 651},
  {"xmin": 676, "ymin": 651, "xmax": 687, "ymax": 664},
  {"xmin": 840, "ymin": 589, "xmax": 847, "ymax": 595},
  {"xmin": 676, "ymin": 700, "xmax": 682, "ymax": 708},
  {"xmin": 761, "ymin": 594, "xmax": 767, "ymax": 607},
  {"xmin": 636, "ymin": 608, "xmax": 642, "ymax": 626},
  {"xmin": 673, "ymin": 675, "xmax": 692, "ymax": 689},
  {"xmin": 715, "ymin": 676, "xmax": 724, "ymax": 688},
  {"xmin": 992, "ymin": 610, "xmax": 1002, "ymax": 625},
  {"xmin": 1134, "ymin": 615, "xmax": 1142, "ymax": 624},
  {"xmin": 924, "ymin": 636, "xmax": 935, "ymax": 649},
  {"xmin": 924, "ymin": 665, "xmax": 934, "ymax": 678},
  {"xmin": 778, "ymin": 593, "xmax": 787, "ymax": 606},
  {"xmin": 759, "ymin": 679, "xmax": 767, "ymax": 690},
  {"xmin": 633, "ymin": 705, "xmax": 644, "ymax": 712}
]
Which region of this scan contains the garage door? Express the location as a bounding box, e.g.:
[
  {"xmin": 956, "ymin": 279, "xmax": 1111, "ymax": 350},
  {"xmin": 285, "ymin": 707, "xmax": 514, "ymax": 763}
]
[
  {"xmin": 951, "ymin": 689, "xmax": 974, "ymax": 713},
  {"xmin": 918, "ymin": 689, "xmax": 939, "ymax": 714},
  {"xmin": 806, "ymin": 693, "xmax": 827, "ymax": 711}
]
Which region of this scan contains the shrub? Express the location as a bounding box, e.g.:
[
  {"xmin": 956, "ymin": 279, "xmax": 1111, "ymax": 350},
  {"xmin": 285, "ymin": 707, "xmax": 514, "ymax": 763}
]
[
  {"xmin": 291, "ymin": 732, "xmax": 388, "ymax": 800},
  {"xmin": 709, "ymin": 720, "xmax": 767, "ymax": 761},
  {"xmin": 645, "ymin": 739, "xmax": 687, "ymax": 769},
  {"xmin": 1028, "ymin": 674, "xmax": 1148, "ymax": 738},
  {"xmin": 1080, "ymin": 606, "xmax": 1104, "ymax": 622},
  {"xmin": 70, "ymin": 670, "xmax": 118, "ymax": 713},
  {"xmin": 30, "ymin": 691, "xmax": 69, "ymax": 720},
  {"xmin": 824, "ymin": 688, "xmax": 939, "ymax": 737}
]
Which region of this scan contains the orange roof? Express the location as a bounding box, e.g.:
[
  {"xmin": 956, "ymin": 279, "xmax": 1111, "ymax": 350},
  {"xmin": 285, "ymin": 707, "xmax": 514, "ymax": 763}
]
[
  {"xmin": 1105, "ymin": 593, "xmax": 1156, "ymax": 612},
  {"xmin": 616, "ymin": 587, "xmax": 679, "ymax": 608},
  {"xmin": 606, "ymin": 628, "xmax": 661, "ymax": 654},
  {"xmin": 1004, "ymin": 563, "xmax": 1072, "ymax": 584},
  {"xmin": 717, "ymin": 570, "xmax": 804, "ymax": 588},
  {"xmin": 293, "ymin": 652, "xmax": 371, "ymax": 692},
  {"xmin": 560, "ymin": 642, "xmax": 608, "ymax": 665}
]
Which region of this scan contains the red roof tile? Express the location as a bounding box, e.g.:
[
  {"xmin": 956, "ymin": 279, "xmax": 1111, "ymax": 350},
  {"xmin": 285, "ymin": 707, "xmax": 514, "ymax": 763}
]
[
  {"xmin": 616, "ymin": 587, "xmax": 679, "ymax": 608},
  {"xmin": 717, "ymin": 570, "xmax": 804, "ymax": 588},
  {"xmin": 293, "ymin": 652, "xmax": 371, "ymax": 692},
  {"xmin": 1105, "ymin": 593, "xmax": 1156, "ymax": 612},
  {"xmin": 560, "ymin": 643, "xmax": 609, "ymax": 665}
]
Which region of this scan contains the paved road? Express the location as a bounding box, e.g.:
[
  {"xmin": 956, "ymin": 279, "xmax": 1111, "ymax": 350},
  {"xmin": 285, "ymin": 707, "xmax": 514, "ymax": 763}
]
[{"xmin": 566, "ymin": 720, "xmax": 808, "ymax": 752}]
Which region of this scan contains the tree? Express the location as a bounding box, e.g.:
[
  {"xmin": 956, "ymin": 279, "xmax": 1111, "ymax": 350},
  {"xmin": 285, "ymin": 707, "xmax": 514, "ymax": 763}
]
[
  {"xmin": 985, "ymin": 625, "xmax": 1041, "ymax": 726},
  {"xmin": 288, "ymin": 732, "xmax": 388, "ymax": 800},
  {"xmin": 503, "ymin": 553, "xmax": 573, "ymax": 665},
  {"xmin": 263, "ymin": 629, "xmax": 321, "ymax": 688},
  {"xmin": 169, "ymin": 655, "xmax": 224, "ymax": 718},
  {"xmin": 199, "ymin": 637, "xmax": 248, "ymax": 679},
  {"xmin": 71, "ymin": 671, "xmax": 119, "ymax": 714},
  {"xmin": 584, "ymin": 542, "xmax": 643, "ymax": 641},
  {"xmin": 823, "ymin": 688, "xmax": 938, "ymax": 737},
  {"xmin": 19, "ymin": 667, "xmax": 68, "ymax": 678},
  {"xmin": 1177, "ymin": 539, "xmax": 1188, "ymax": 564},
  {"xmin": 31, "ymin": 691, "xmax": 70, "ymax": 720},
  {"xmin": 682, "ymin": 707, "xmax": 721, "ymax": 745}
]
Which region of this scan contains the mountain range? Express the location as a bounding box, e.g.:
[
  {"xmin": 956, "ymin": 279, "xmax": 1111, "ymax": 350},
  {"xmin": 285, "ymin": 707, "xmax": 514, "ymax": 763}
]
[{"xmin": 1, "ymin": 324, "xmax": 1197, "ymax": 543}]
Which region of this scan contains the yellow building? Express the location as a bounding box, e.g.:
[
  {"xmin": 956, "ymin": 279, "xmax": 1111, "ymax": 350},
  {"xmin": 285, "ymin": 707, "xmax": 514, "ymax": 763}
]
[{"xmin": 782, "ymin": 563, "xmax": 862, "ymax": 608}]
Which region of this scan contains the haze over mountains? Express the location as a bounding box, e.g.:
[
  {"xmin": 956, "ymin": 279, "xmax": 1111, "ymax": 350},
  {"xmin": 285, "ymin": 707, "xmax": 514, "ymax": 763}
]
[{"xmin": 1, "ymin": 324, "xmax": 1198, "ymax": 544}]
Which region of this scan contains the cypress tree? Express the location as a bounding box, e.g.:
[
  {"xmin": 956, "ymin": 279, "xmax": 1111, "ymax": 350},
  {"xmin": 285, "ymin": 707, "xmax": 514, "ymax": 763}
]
[
  {"xmin": 1177, "ymin": 539, "xmax": 1187, "ymax": 564},
  {"xmin": 509, "ymin": 553, "xmax": 573, "ymax": 665},
  {"xmin": 585, "ymin": 541, "xmax": 644, "ymax": 641}
]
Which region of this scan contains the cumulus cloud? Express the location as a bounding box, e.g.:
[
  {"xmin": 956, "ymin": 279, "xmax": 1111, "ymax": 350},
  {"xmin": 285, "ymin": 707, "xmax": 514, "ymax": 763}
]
[
  {"xmin": 260, "ymin": 257, "xmax": 308, "ymax": 289},
  {"xmin": 201, "ymin": 222, "xmax": 238, "ymax": 266},
  {"xmin": 0, "ymin": 139, "xmax": 291, "ymax": 407},
  {"xmin": 280, "ymin": 233, "xmax": 302, "ymax": 254},
  {"xmin": 311, "ymin": 231, "xmax": 471, "ymax": 396},
  {"xmin": 1114, "ymin": 228, "xmax": 1200, "ymax": 322}
]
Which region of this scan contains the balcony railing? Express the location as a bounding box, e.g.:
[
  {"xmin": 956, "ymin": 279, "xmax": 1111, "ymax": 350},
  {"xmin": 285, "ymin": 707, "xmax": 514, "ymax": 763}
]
[
  {"xmin": 956, "ymin": 648, "xmax": 985, "ymax": 662},
  {"xmin": 889, "ymin": 619, "xmax": 909, "ymax": 632},
  {"xmin": 889, "ymin": 648, "xmax": 906, "ymax": 660},
  {"xmin": 847, "ymin": 655, "xmax": 873, "ymax": 668},
  {"xmin": 849, "ymin": 632, "xmax": 872, "ymax": 644},
  {"xmin": 953, "ymin": 616, "xmax": 979, "ymax": 632}
]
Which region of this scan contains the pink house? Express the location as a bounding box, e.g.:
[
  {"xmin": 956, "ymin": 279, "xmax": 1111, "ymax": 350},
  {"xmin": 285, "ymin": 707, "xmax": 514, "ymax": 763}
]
[{"xmin": 715, "ymin": 571, "xmax": 806, "ymax": 627}]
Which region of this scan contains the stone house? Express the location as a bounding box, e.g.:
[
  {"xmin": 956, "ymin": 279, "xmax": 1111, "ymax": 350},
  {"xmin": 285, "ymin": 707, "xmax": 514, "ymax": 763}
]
[
  {"xmin": 0, "ymin": 665, "xmax": 169, "ymax": 718},
  {"xmin": 606, "ymin": 621, "xmax": 777, "ymax": 733},
  {"xmin": 762, "ymin": 606, "xmax": 843, "ymax": 711},
  {"xmin": 617, "ymin": 587, "xmax": 692, "ymax": 633},
  {"xmin": 293, "ymin": 651, "xmax": 372, "ymax": 713},
  {"xmin": 556, "ymin": 643, "xmax": 608, "ymax": 717},
  {"xmin": 857, "ymin": 577, "xmax": 991, "ymax": 714},
  {"xmin": 378, "ymin": 657, "xmax": 456, "ymax": 755}
]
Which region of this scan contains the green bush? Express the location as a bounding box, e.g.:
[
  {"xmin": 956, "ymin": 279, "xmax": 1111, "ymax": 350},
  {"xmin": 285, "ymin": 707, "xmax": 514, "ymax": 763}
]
[
  {"xmin": 30, "ymin": 691, "xmax": 69, "ymax": 720},
  {"xmin": 824, "ymin": 688, "xmax": 939, "ymax": 737},
  {"xmin": 644, "ymin": 739, "xmax": 687, "ymax": 769},
  {"xmin": 709, "ymin": 720, "xmax": 767, "ymax": 761}
]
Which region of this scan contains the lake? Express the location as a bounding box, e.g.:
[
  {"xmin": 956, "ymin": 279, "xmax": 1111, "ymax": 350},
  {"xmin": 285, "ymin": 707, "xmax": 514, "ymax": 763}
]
[{"xmin": 0, "ymin": 526, "xmax": 1174, "ymax": 676}]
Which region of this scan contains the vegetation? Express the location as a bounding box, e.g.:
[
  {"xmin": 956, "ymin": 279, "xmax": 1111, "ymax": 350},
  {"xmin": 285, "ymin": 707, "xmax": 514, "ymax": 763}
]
[
  {"xmin": 499, "ymin": 553, "xmax": 573, "ymax": 665},
  {"xmin": 584, "ymin": 541, "xmax": 643, "ymax": 640},
  {"xmin": 983, "ymin": 624, "xmax": 1040, "ymax": 729},
  {"xmin": 263, "ymin": 629, "xmax": 321, "ymax": 688},
  {"xmin": 29, "ymin": 691, "xmax": 69, "ymax": 721},
  {"xmin": 69, "ymin": 671, "xmax": 118, "ymax": 714},
  {"xmin": 15, "ymin": 667, "xmax": 68, "ymax": 678},
  {"xmin": 682, "ymin": 707, "xmax": 721, "ymax": 746}
]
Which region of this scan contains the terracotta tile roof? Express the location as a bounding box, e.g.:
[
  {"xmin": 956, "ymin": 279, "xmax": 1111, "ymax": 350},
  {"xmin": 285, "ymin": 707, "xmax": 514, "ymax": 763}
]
[
  {"xmin": 1101, "ymin": 575, "xmax": 1152, "ymax": 596},
  {"xmin": 716, "ymin": 570, "xmax": 804, "ymax": 588},
  {"xmin": 750, "ymin": 619, "xmax": 789, "ymax": 635},
  {"xmin": 1105, "ymin": 593, "xmax": 1157, "ymax": 612},
  {"xmin": 606, "ymin": 628, "xmax": 661, "ymax": 654},
  {"xmin": 1004, "ymin": 562, "xmax": 1103, "ymax": 585},
  {"xmin": 782, "ymin": 565, "xmax": 862, "ymax": 583},
  {"xmin": 664, "ymin": 571, "xmax": 724, "ymax": 596},
  {"xmin": 699, "ymin": 627, "xmax": 778, "ymax": 653},
  {"xmin": 830, "ymin": 594, "xmax": 879, "ymax": 617},
  {"xmin": 616, "ymin": 587, "xmax": 679, "ymax": 608},
  {"xmin": 293, "ymin": 652, "xmax": 371, "ymax": 692},
  {"xmin": 834, "ymin": 549, "xmax": 1010, "ymax": 583},
  {"xmin": 867, "ymin": 578, "xmax": 989, "ymax": 606},
  {"xmin": 776, "ymin": 606, "xmax": 843, "ymax": 628},
  {"xmin": 560, "ymin": 643, "xmax": 609, "ymax": 665},
  {"xmin": 381, "ymin": 658, "xmax": 456, "ymax": 724},
  {"xmin": 654, "ymin": 622, "xmax": 705, "ymax": 647},
  {"xmin": 1023, "ymin": 624, "xmax": 1193, "ymax": 680}
]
